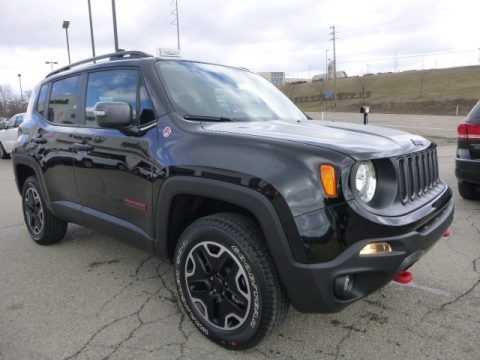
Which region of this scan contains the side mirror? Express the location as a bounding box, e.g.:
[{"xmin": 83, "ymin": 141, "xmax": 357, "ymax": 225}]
[{"xmin": 94, "ymin": 102, "xmax": 132, "ymax": 128}]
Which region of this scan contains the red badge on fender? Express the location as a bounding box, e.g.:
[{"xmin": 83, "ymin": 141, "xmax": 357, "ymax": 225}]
[{"xmin": 163, "ymin": 127, "xmax": 172, "ymax": 138}]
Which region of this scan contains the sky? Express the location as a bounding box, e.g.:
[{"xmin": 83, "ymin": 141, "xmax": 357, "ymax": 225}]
[{"xmin": 1, "ymin": 0, "xmax": 480, "ymax": 94}]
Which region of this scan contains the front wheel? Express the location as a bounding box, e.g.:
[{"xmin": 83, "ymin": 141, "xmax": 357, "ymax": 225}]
[
  {"xmin": 22, "ymin": 176, "xmax": 68, "ymax": 245},
  {"xmin": 174, "ymin": 213, "xmax": 288, "ymax": 350}
]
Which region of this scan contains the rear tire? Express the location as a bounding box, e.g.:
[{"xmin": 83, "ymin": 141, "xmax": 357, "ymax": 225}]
[
  {"xmin": 174, "ymin": 212, "xmax": 288, "ymax": 350},
  {"xmin": 22, "ymin": 176, "xmax": 68, "ymax": 245},
  {"xmin": 0, "ymin": 142, "xmax": 8, "ymax": 159},
  {"xmin": 458, "ymin": 182, "xmax": 479, "ymax": 200}
]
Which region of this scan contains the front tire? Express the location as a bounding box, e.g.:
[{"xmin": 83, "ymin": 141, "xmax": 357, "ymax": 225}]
[
  {"xmin": 22, "ymin": 176, "xmax": 68, "ymax": 245},
  {"xmin": 174, "ymin": 213, "xmax": 288, "ymax": 350},
  {"xmin": 458, "ymin": 182, "xmax": 479, "ymax": 200}
]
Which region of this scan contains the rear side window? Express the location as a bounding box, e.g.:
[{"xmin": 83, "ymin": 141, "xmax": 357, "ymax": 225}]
[
  {"xmin": 85, "ymin": 69, "xmax": 138, "ymax": 126},
  {"xmin": 48, "ymin": 76, "xmax": 81, "ymax": 124},
  {"xmin": 36, "ymin": 84, "xmax": 48, "ymax": 117},
  {"xmin": 466, "ymin": 101, "xmax": 480, "ymax": 124},
  {"xmin": 15, "ymin": 115, "xmax": 24, "ymax": 126}
]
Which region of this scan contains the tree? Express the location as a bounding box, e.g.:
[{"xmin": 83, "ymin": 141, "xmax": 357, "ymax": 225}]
[
  {"xmin": 0, "ymin": 84, "xmax": 13, "ymax": 116},
  {"xmin": 282, "ymin": 83, "xmax": 298, "ymax": 100},
  {"xmin": 309, "ymin": 80, "xmax": 325, "ymax": 102},
  {"xmin": 418, "ymin": 70, "xmax": 431, "ymax": 98},
  {"xmin": 356, "ymin": 76, "xmax": 370, "ymax": 98}
]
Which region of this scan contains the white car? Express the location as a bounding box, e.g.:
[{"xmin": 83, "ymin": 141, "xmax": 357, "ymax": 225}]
[{"xmin": 0, "ymin": 113, "xmax": 24, "ymax": 159}]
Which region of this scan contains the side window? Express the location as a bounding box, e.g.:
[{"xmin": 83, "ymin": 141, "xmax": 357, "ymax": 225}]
[
  {"xmin": 48, "ymin": 76, "xmax": 81, "ymax": 124},
  {"xmin": 15, "ymin": 115, "xmax": 24, "ymax": 126},
  {"xmin": 36, "ymin": 84, "xmax": 48, "ymax": 117},
  {"xmin": 139, "ymin": 80, "xmax": 155, "ymax": 125},
  {"xmin": 85, "ymin": 69, "xmax": 138, "ymax": 126}
]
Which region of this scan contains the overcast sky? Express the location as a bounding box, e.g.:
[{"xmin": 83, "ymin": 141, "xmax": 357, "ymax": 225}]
[{"xmin": 1, "ymin": 0, "xmax": 479, "ymax": 94}]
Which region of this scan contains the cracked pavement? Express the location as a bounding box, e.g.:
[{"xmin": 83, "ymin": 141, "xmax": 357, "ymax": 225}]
[{"xmin": 1, "ymin": 142, "xmax": 479, "ymax": 360}]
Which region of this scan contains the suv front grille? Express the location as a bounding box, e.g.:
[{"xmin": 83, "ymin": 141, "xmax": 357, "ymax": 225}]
[{"xmin": 397, "ymin": 148, "xmax": 439, "ymax": 204}]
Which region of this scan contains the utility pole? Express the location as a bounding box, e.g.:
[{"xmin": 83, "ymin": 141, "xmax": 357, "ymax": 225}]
[
  {"xmin": 87, "ymin": 0, "xmax": 96, "ymax": 60},
  {"xmin": 478, "ymin": 48, "xmax": 480, "ymax": 65},
  {"xmin": 171, "ymin": 0, "xmax": 180, "ymax": 50},
  {"xmin": 330, "ymin": 25, "xmax": 337, "ymax": 107},
  {"xmin": 111, "ymin": 0, "xmax": 119, "ymax": 51},
  {"xmin": 325, "ymin": 49, "xmax": 329, "ymax": 81}
]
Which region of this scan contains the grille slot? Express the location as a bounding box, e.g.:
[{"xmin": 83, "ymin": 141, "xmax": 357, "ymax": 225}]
[{"xmin": 397, "ymin": 148, "xmax": 439, "ymax": 204}]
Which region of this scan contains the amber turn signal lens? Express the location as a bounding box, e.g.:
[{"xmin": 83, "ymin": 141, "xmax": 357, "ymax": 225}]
[{"xmin": 320, "ymin": 164, "xmax": 337, "ymax": 198}]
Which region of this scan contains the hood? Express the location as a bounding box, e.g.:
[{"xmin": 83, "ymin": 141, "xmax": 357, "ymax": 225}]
[{"xmin": 201, "ymin": 119, "xmax": 431, "ymax": 160}]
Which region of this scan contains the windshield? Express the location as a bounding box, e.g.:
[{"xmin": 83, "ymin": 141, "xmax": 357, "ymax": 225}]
[{"xmin": 156, "ymin": 61, "xmax": 307, "ymax": 122}]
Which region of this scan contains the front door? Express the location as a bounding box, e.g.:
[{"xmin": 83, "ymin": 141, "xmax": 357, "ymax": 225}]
[{"xmin": 73, "ymin": 68, "xmax": 158, "ymax": 236}]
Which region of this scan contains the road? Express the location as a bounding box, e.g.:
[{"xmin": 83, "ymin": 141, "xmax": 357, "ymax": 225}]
[
  {"xmin": 308, "ymin": 112, "xmax": 464, "ymax": 141},
  {"xmin": 0, "ymin": 121, "xmax": 479, "ymax": 359}
]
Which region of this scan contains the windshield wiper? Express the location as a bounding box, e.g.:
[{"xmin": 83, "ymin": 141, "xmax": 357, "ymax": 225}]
[{"xmin": 183, "ymin": 114, "xmax": 234, "ymax": 122}]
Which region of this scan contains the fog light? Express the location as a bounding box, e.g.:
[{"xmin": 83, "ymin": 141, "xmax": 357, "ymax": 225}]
[
  {"xmin": 359, "ymin": 242, "xmax": 392, "ymax": 255},
  {"xmin": 334, "ymin": 274, "xmax": 354, "ymax": 298}
]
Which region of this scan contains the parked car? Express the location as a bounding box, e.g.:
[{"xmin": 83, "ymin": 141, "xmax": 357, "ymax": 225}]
[
  {"xmin": 456, "ymin": 101, "xmax": 480, "ymax": 199},
  {"xmin": 0, "ymin": 117, "xmax": 7, "ymax": 129},
  {"xmin": 12, "ymin": 51, "xmax": 454, "ymax": 350},
  {"xmin": 0, "ymin": 113, "xmax": 24, "ymax": 158}
]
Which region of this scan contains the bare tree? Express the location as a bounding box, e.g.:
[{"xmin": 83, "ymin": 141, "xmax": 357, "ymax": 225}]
[
  {"xmin": 418, "ymin": 70, "xmax": 431, "ymax": 98},
  {"xmin": 281, "ymin": 83, "xmax": 298, "ymax": 100},
  {"xmin": 356, "ymin": 76, "xmax": 370, "ymax": 98},
  {"xmin": 309, "ymin": 80, "xmax": 325, "ymax": 101},
  {"xmin": 0, "ymin": 84, "xmax": 13, "ymax": 115}
]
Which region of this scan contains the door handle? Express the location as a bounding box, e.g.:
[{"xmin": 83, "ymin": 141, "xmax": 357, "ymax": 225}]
[
  {"xmin": 73, "ymin": 143, "xmax": 94, "ymax": 151},
  {"xmin": 32, "ymin": 137, "xmax": 47, "ymax": 144}
]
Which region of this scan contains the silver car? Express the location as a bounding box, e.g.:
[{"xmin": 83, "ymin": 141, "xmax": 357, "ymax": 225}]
[{"xmin": 0, "ymin": 113, "xmax": 24, "ymax": 159}]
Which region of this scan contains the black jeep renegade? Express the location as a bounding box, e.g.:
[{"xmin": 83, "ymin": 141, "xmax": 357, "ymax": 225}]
[{"xmin": 13, "ymin": 51, "xmax": 454, "ymax": 350}]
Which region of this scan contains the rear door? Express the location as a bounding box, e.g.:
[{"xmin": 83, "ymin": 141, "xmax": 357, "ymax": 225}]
[
  {"xmin": 36, "ymin": 76, "xmax": 83, "ymax": 216},
  {"xmin": 73, "ymin": 67, "xmax": 158, "ymax": 236}
]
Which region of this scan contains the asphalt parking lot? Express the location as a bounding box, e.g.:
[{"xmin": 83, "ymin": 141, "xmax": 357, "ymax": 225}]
[{"xmin": 1, "ymin": 114, "xmax": 479, "ymax": 360}]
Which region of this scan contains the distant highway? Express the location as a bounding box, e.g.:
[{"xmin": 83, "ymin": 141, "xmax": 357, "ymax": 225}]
[{"xmin": 308, "ymin": 111, "xmax": 464, "ymax": 142}]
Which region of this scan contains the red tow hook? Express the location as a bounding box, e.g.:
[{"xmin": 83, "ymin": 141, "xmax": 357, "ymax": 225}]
[
  {"xmin": 442, "ymin": 228, "xmax": 452, "ymax": 238},
  {"xmin": 394, "ymin": 271, "xmax": 413, "ymax": 284}
]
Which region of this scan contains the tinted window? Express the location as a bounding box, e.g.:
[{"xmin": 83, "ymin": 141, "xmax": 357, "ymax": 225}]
[
  {"xmin": 139, "ymin": 81, "xmax": 155, "ymax": 125},
  {"xmin": 48, "ymin": 76, "xmax": 81, "ymax": 124},
  {"xmin": 466, "ymin": 101, "xmax": 480, "ymax": 124},
  {"xmin": 36, "ymin": 84, "xmax": 48, "ymax": 116},
  {"xmin": 85, "ymin": 69, "xmax": 138, "ymax": 126}
]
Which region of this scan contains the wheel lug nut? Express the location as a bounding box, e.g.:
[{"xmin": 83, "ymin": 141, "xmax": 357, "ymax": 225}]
[
  {"xmin": 224, "ymin": 282, "xmax": 228, "ymax": 286},
  {"xmin": 210, "ymin": 276, "xmax": 213, "ymax": 280}
]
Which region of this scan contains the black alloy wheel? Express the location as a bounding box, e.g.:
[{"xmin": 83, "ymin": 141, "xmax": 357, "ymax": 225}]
[{"xmin": 174, "ymin": 213, "xmax": 288, "ymax": 350}]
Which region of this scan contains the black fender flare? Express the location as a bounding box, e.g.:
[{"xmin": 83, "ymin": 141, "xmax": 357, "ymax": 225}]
[
  {"xmin": 154, "ymin": 176, "xmax": 306, "ymax": 302},
  {"xmin": 12, "ymin": 153, "xmax": 54, "ymax": 212}
]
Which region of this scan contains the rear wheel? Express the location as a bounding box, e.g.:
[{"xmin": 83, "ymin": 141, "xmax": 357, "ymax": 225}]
[
  {"xmin": 22, "ymin": 176, "xmax": 68, "ymax": 245},
  {"xmin": 458, "ymin": 182, "xmax": 479, "ymax": 200},
  {"xmin": 174, "ymin": 213, "xmax": 288, "ymax": 350}
]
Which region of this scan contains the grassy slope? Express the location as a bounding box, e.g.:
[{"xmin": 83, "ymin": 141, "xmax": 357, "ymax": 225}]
[{"xmin": 288, "ymin": 65, "xmax": 480, "ymax": 115}]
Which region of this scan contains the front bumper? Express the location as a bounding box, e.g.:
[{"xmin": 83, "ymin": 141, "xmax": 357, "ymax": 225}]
[{"xmin": 280, "ymin": 195, "xmax": 454, "ymax": 313}]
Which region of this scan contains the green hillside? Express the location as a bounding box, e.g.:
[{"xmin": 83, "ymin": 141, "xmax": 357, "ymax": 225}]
[{"xmin": 284, "ymin": 65, "xmax": 480, "ymax": 115}]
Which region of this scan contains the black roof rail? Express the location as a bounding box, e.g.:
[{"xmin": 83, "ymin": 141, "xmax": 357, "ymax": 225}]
[{"xmin": 45, "ymin": 50, "xmax": 153, "ymax": 78}]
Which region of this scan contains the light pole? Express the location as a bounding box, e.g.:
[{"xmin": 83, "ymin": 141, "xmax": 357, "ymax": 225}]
[
  {"xmin": 17, "ymin": 74, "xmax": 23, "ymax": 104},
  {"xmin": 111, "ymin": 0, "xmax": 119, "ymax": 51},
  {"xmin": 62, "ymin": 20, "xmax": 71, "ymax": 64},
  {"xmin": 45, "ymin": 61, "xmax": 58, "ymax": 72},
  {"xmin": 87, "ymin": 0, "xmax": 96, "ymax": 60}
]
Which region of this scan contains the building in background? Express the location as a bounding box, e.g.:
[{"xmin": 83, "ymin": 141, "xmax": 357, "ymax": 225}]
[{"xmin": 258, "ymin": 72, "xmax": 285, "ymax": 88}]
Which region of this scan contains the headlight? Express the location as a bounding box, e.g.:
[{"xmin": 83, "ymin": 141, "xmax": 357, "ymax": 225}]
[{"xmin": 355, "ymin": 161, "xmax": 376, "ymax": 202}]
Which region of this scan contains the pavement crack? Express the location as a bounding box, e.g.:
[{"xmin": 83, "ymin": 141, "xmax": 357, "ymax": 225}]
[{"xmin": 134, "ymin": 255, "xmax": 154, "ymax": 280}]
